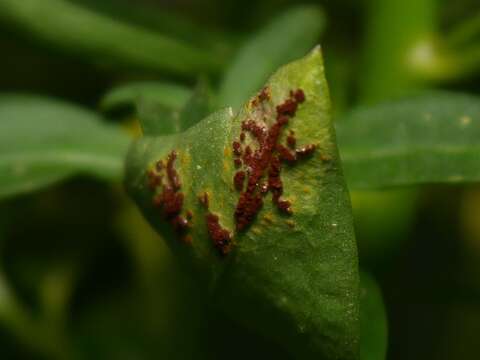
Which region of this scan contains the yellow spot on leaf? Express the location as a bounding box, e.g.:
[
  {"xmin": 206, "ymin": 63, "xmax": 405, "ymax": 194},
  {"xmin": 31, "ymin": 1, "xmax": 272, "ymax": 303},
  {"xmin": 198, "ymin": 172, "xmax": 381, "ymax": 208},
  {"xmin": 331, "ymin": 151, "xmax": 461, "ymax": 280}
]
[
  {"xmin": 181, "ymin": 152, "xmax": 191, "ymax": 166},
  {"xmin": 223, "ymin": 160, "xmax": 230, "ymax": 172},
  {"xmin": 320, "ymin": 154, "xmax": 331, "ymax": 162},
  {"xmin": 263, "ymin": 213, "xmax": 275, "ymax": 224},
  {"xmin": 252, "ymin": 227, "xmax": 262, "ymax": 235}
]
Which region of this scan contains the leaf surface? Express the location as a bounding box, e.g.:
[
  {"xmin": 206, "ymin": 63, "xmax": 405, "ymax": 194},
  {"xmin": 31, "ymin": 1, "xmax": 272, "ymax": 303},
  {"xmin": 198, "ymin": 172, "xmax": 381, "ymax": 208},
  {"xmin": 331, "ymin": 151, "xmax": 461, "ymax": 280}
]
[{"xmin": 126, "ymin": 48, "xmax": 359, "ymax": 360}]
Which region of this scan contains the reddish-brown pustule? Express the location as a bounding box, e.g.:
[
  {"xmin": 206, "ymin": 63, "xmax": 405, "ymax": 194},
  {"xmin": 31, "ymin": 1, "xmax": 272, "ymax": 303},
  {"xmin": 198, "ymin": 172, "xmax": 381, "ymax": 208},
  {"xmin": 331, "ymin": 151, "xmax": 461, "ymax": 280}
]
[
  {"xmin": 198, "ymin": 192, "xmax": 233, "ymax": 256},
  {"xmin": 234, "ymin": 158, "xmax": 242, "ymax": 168},
  {"xmin": 258, "ymin": 87, "xmax": 270, "ymax": 102},
  {"xmin": 166, "ymin": 151, "xmax": 181, "ymax": 190},
  {"xmin": 231, "ymin": 88, "xmax": 315, "ymax": 230},
  {"xmin": 287, "ymin": 130, "xmax": 296, "ymax": 148},
  {"xmin": 206, "ymin": 213, "xmax": 233, "ymax": 256},
  {"xmin": 276, "ymin": 144, "xmax": 296, "ymax": 163},
  {"xmin": 232, "ymin": 141, "xmax": 242, "ymax": 156},
  {"xmin": 146, "ymin": 150, "xmax": 190, "ymax": 239},
  {"xmin": 234, "ymin": 171, "xmax": 246, "ymax": 191},
  {"xmin": 296, "ymin": 144, "xmax": 317, "ymax": 158}
]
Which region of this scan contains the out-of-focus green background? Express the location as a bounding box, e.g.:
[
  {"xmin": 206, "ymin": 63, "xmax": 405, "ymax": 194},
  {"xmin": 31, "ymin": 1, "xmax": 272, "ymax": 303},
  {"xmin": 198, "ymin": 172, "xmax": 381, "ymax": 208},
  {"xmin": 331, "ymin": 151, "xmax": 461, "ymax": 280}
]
[{"xmin": 0, "ymin": 0, "xmax": 480, "ymax": 359}]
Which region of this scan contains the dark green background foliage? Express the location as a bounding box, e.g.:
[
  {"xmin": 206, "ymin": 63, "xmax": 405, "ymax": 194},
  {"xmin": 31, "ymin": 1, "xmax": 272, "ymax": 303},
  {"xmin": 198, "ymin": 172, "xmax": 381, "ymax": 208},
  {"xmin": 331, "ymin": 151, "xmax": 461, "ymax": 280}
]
[{"xmin": 0, "ymin": 0, "xmax": 479, "ymax": 359}]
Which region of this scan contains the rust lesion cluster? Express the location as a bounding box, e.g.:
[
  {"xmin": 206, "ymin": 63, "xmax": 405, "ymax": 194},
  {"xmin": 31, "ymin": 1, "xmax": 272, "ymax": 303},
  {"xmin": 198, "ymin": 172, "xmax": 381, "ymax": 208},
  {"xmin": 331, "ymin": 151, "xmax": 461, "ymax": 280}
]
[
  {"xmin": 146, "ymin": 151, "xmax": 191, "ymax": 242},
  {"xmin": 232, "ymin": 87, "xmax": 316, "ymax": 231},
  {"xmin": 145, "ymin": 87, "xmax": 319, "ymax": 258}
]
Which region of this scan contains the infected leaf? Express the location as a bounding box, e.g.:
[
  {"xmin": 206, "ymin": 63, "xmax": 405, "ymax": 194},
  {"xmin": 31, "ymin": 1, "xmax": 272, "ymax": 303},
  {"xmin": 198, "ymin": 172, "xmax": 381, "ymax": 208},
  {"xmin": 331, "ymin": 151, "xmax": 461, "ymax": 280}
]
[{"xmin": 126, "ymin": 48, "xmax": 359, "ymax": 360}]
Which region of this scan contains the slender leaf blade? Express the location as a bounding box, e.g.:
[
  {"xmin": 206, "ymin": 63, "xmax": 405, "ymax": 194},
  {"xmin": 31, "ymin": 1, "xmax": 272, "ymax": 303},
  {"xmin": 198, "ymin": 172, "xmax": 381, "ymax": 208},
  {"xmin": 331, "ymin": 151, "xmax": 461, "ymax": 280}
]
[
  {"xmin": 337, "ymin": 91, "xmax": 480, "ymax": 189},
  {"xmin": 130, "ymin": 80, "xmax": 213, "ymax": 136},
  {"xmin": 177, "ymin": 79, "xmax": 215, "ymax": 132},
  {"xmin": 71, "ymin": 0, "xmax": 232, "ymax": 53},
  {"xmin": 0, "ymin": 0, "xmax": 223, "ymax": 76},
  {"xmin": 0, "ymin": 95, "xmax": 130, "ymax": 199},
  {"xmin": 218, "ymin": 5, "xmax": 326, "ymax": 110},
  {"xmin": 100, "ymin": 82, "xmax": 192, "ymax": 114}
]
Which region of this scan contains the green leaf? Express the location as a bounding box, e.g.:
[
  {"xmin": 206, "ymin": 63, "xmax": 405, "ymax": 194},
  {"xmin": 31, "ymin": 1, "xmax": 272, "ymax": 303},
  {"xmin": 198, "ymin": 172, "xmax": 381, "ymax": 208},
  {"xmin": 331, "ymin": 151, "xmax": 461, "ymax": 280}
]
[
  {"xmin": 0, "ymin": 95, "xmax": 130, "ymax": 199},
  {"xmin": 0, "ymin": 0, "xmax": 223, "ymax": 76},
  {"xmin": 360, "ymin": 272, "xmax": 388, "ymax": 360},
  {"xmin": 100, "ymin": 82, "xmax": 192, "ymax": 114},
  {"xmin": 126, "ymin": 48, "xmax": 359, "ymax": 359},
  {"xmin": 218, "ymin": 5, "xmax": 326, "ymax": 110},
  {"xmin": 175, "ymin": 79, "xmax": 215, "ymax": 132},
  {"xmin": 337, "ymin": 91, "xmax": 480, "ymax": 189},
  {"xmin": 137, "ymin": 102, "xmax": 181, "ymax": 137},
  {"xmin": 136, "ymin": 80, "xmax": 214, "ymax": 136},
  {"xmin": 71, "ymin": 0, "xmax": 232, "ymax": 53}
]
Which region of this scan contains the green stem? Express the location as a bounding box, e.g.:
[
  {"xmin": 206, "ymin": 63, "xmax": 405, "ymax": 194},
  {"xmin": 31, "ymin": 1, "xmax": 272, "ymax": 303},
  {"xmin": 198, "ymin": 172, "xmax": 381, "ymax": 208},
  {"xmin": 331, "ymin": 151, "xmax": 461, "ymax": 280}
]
[{"xmin": 0, "ymin": 0, "xmax": 224, "ymax": 76}]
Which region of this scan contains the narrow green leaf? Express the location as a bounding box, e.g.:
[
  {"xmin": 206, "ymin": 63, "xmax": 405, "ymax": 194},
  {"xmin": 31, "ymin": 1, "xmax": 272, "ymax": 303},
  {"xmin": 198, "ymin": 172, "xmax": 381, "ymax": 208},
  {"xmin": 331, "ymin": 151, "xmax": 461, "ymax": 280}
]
[
  {"xmin": 176, "ymin": 80, "xmax": 215, "ymax": 132},
  {"xmin": 360, "ymin": 272, "xmax": 388, "ymax": 360},
  {"xmin": 0, "ymin": 0, "xmax": 223, "ymax": 76},
  {"xmin": 100, "ymin": 82, "xmax": 192, "ymax": 114},
  {"xmin": 218, "ymin": 5, "xmax": 326, "ymax": 110},
  {"xmin": 337, "ymin": 92, "xmax": 480, "ymax": 189},
  {"xmin": 71, "ymin": 0, "xmax": 233, "ymax": 53},
  {"xmin": 126, "ymin": 48, "xmax": 359, "ymax": 359},
  {"xmin": 137, "ymin": 102, "xmax": 182, "ymax": 137},
  {"xmin": 136, "ymin": 80, "xmax": 214, "ymax": 136},
  {"xmin": 0, "ymin": 95, "xmax": 130, "ymax": 199}
]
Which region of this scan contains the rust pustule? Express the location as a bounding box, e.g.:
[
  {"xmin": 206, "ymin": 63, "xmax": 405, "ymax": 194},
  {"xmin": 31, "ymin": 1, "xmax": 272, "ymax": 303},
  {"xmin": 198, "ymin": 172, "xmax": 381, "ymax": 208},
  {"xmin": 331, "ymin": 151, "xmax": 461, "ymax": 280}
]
[
  {"xmin": 206, "ymin": 213, "xmax": 233, "ymax": 256},
  {"xmin": 234, "ymin": 171, "xmax": 246, "ymax": 191},
  {"xmin": 232, "ymin": 88, "xmax": 316, "ymax": 230},
  {"xmin": 166, "ymin": 151, "xmax": 181, "ymax": 190},
  {"xmin": 234, "ymin": 158, "xmax": 242, "ymax": 168},
  {"xmin": 287, "ymin": 130, "xmax": 296, "ymax": 148},
  {"xmin": 232, "ymin": 141, "xmax": 242, "ymax": 156},
  {"xmin": 259, "ymin": 87, "xmax": 270, "ymax": 102},
  {"xmin": 276, "ymin": 144, "xmax": 296, "ymax": 163},
  {"xmin": 199, "ymin": 192, "xmax": 233, "ymax": 256},
  {"xmin": 146, "ymin": 150, "xmax": 190, "ymax": 240},
  {"xmin": 251, "ymin": 87, "xmax": 271, "ymax": 107},
  {"xmin": 296, "ymin": 144, "xmax": 317, "ymax": 158},
  {"xmin": 291, "ymin": 89, "xmax": 305, "ymax": 103}
]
